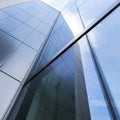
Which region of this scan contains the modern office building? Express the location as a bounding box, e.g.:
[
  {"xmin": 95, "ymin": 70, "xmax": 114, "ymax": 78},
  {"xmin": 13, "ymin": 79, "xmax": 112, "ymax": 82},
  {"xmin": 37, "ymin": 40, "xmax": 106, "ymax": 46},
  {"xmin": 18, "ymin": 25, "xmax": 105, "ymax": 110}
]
[{"xmin": 0, "ymin": 0, "xmax": 120, "ymax": 120}]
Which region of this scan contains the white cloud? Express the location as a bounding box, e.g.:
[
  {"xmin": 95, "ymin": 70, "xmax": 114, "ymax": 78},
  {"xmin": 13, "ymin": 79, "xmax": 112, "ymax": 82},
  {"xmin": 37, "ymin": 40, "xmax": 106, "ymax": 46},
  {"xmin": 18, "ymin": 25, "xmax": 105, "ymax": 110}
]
[{"xmin": 90, "ymin": 99, "xmax": 107, "ymax": 107}]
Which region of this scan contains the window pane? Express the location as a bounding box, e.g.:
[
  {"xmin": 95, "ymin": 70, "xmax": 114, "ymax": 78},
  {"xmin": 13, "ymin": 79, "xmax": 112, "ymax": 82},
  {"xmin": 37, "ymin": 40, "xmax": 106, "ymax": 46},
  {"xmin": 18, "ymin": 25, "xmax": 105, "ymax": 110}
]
[
  {"xmin": 9, "ymin": 24, "xmax": 33, "ymax": 42},
  {"xmin": 0, "ymin": 17, "xmax": 21, "ymax": 33},
  {"xmin": 24, "ymin": 31, "xmax": 46, "ymax": 50},
  {"xmin": 79, "ymin": 0, "xmax": 117, "ymax": 26},
  {"xmin": 0, "ymin": 71, "xmax": 19, "ymax": 119},
  {"xmin": 0, "ymin": 30, "xmax": 20, "ymax": 65},
  {"xmin": 1, "ymin": 44, "xmax": 37, "ymax": 81}
]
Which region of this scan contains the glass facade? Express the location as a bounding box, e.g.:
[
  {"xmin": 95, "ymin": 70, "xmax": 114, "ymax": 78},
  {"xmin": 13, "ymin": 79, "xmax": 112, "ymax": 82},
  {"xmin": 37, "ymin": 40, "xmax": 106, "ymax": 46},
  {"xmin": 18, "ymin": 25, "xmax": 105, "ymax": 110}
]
[
  {"xmin": 0, "ymin": 0, "xmax": 59, "ymax": 119},
  {"xmin": 0, "ymin": 0, "xmax": 120, "ymax": 120}
]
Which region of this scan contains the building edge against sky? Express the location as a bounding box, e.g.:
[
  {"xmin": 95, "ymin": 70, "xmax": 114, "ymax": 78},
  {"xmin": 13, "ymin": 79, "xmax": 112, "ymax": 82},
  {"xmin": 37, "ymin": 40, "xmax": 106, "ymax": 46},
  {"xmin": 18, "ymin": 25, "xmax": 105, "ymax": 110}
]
[{"xmin": 0, "ymin": 0, "xmax": 120, "ymax": 120}]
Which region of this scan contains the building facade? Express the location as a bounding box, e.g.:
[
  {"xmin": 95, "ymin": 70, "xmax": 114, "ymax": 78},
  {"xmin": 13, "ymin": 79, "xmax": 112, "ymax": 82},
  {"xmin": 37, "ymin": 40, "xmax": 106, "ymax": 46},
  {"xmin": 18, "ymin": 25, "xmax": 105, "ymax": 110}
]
[{"xmin": 0, "ymin": 0, "xmax": 120, "ymax": 120}]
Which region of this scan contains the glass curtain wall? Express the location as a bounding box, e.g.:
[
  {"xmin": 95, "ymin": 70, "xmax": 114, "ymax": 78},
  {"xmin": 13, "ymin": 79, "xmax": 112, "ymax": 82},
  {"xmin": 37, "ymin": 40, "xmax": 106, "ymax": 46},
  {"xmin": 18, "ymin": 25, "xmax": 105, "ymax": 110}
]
[
  {"xmin": 7, "ymin": 1, "xmax": 120, "ymax": 120},
  {"xmin": 0, "ymin": 0, "xmax": 59, "ymax": 119}
]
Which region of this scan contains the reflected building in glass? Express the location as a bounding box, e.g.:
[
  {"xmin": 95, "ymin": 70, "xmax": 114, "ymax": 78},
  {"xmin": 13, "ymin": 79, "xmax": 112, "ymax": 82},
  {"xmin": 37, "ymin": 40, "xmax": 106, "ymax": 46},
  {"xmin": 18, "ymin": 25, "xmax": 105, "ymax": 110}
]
[{"xmin": 0, "ymin": 0, "xmax": 120, "ymax": 120}]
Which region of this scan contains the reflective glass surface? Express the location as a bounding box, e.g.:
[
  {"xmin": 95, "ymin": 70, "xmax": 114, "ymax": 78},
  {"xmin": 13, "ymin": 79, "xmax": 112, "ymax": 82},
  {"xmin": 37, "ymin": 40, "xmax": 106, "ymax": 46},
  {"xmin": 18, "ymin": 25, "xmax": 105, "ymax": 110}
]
[
  {"xmin": 0, "ymin": 16, "xmax": 22, "ymax": 33},
  {"xmin": 31, "ymin": 15, "xmax": 74, "ymax": 74},
  {"xmin": 0, "ymin": 10, "xmax": 9, "ymax": 20},
  {"xmin": 8, "ymin": 45, "xmax": 91, "ymax": 120},
  {"xmin": 79, "ymin": 37, "xmax": 111, "ymax": 120},
  {"xmin": 36, "ymin": 22, "xmax": 52, "ymax": 35},
  {"xmin": 62, "ymin": 4, "xmax": 83, "ymax": 36},
  {"xmin": 0, "ymin": 30, "xmax": 20, "ymax": 65},
  {"xmin": 0, "ymin": 71, "xmax": 19, "ymax": 119},
  {"xmin": 0, "ymin": 1, "xmax": 59, "ymax": 119},
  {"xmin": 24, "ymin": 31, "xmax": 46, "ymax": 50},
  {"xmin": 14, "ymin": 11, "xmax": 32, "ymax": 22},
  {"xmin": 88, "ymin": 7, "xmax": 120, "ymax": 115},
  {"xmin": 1, "ymin": 0, "xmax": 120, "ymax": 120},
  {"xmin": 25, "ymin": 17, "xmax": 41, "ymax": 29},
  {"xmin": 78, "ymin": 0, "xmax": 117, "ymax": 26},
  {"xmin": 2, "ymin": 6, "xmax": 22, "ymax": 16},
  {"xmin": 9, "ymin": 24, "xmax": 33, "ymax": 42},
  {"xmin": 1, "ymin": 44, "xmax": 37, "ymax": 81}
]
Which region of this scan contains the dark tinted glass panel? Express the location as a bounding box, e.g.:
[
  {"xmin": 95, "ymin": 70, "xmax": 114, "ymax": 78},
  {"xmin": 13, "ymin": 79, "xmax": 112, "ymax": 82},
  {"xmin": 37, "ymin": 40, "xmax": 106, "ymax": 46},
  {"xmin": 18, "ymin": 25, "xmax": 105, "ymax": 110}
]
[
  {"xmin": 8, "ymin": 45, "xmax": 90, "ymax": 120},
  {"xmin": 31, "ymin": 15, "xmax": 73, "ymax": 75}
]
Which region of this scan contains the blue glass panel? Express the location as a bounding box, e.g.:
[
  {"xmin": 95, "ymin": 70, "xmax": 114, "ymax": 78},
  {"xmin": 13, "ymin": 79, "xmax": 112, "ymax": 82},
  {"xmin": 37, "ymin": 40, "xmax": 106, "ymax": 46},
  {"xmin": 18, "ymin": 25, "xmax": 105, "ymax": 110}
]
[
  {"xmin": 0, "ymin": 71, "xmax": 19, "ymax": 119},
  {"xmin": 79, "ymin": 37, "xmax": 111, "ymax": 120},
  {"xmin": 2, "ymin": 6, "xmax": 22, "ymax": 16},
  {"xmin": 1, "ymin": 44, "xmax": 37, "ymax": 81},
  {"xmin": 14, "ymin": 11, "xmax": 32, "ymax": 22},
  {"xmin": 0, "ymin": 30, "xmax": 20, "ymax": 65},
  {"xmin": 88, "ymin": 7, "xmax": 120, "ymax": 115},
  {"xmin": 0, "ymin": 17, "xmax": 21, "ymax": 33},
  {"xmin": 0, "ymin": 10, "xmax": 9, "ymax": 20},
  {"xmin": 79, "ymin": 0, "xmax": 117, "ymax": 26},
  {"xmin": 62, "ymin": 4, "xmax": 84, "ymax": 36},
  {"xmin": 9, "ymin": 24, "xmax": 33, "ymax": 42},
  {"xmin": 36, "ymin": 22, "xmax": 52, "ymax": 35},
  {"xmin": 24, "ymin": 31, "xmax": 45, "ymax": 50},
  {"xmin": 25, "ymin": 8, "xmax": 39, "ymax": 16},
  {"xmin": 25, "ymin": 17, "xmax": 41, "ymax": 29},
  {"xmin": 8, "ymin": 46, "xmax": 77, "ymax": 120}
]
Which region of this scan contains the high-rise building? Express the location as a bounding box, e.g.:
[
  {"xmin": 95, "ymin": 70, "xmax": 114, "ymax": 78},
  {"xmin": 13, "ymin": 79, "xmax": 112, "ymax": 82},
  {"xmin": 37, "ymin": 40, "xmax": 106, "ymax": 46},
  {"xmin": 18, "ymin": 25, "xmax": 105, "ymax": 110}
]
[{"xmin": 0, "ymin": 0, "xmax": 120, "ymax": 120}]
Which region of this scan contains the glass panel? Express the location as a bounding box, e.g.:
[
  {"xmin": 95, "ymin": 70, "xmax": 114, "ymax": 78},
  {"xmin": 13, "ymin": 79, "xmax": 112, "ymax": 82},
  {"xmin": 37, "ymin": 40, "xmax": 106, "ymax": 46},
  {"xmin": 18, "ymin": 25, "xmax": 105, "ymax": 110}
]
[
  {"xmin": 25, "ymin": 17, "xmax": 40, "ymax": 29},
  {"xmin": 2, "ymin": 6, "xmax": 22, "ymax": 16},
  {"xmin": 88, "ymin": 7, "xmax": 120, "ymax": 115},
  {"xmin": 14, "ymin": 11, "xmax": 32, "ymax": 22},
  {"xmin": 62, "ymin": 4, "xmax": 84, "ymax": 36},
  {"xmin": 16, "ymin": 3, "xmax": 30, "ymax": 10},
  {"xmin": 0, "ymin": 71, "xmax": 19, "ymax": 119},
  {"xmin": 33, "ymin": 14, "xmax": 74, "ymax": 74},
  {"xmin": 8, "ymin": 35, "xmax": 111, "ymax": 119},
  {"xmin": 8, "ymin": 46, "xmax": 82, "ymax": 120},
  {"xmin": 78, "ymin": 0, "xmax": 117, "ymax": 26},
  {"xmin": 36, "ymin": 22, "xmax": 52, "ymax": 35},
  {"xmin": 0, "ymin": 30, "xmax": 20, "ymax": 65},
  {"xmin": 24, "ymin": 31, "xmax": 46, "ymax": 50},
  {"xmin": 25, "ymin": 8, "xmax": 39, "ymax": 16},
  {"xmin": 9, "ymin": 24, "xmax": 33, "ymax": 42},
  {"xmin": 1, "ymin": 44, "xmax": 37, "ymax": 81},
  {"xmin": 34, "ymin": 12, "xmax": 46, "ymax": 21},
  {"xmin": 79, "ymin": 37, "xmax": 111, "ymax": 120},
  {"xmin": 43, "ymin": 16, "xmax": 56, "ymax": 26},
  {"xmin": 48, "ymin": 10, "xmax": 59, "ymax": 20},
  {"xmin": 0, "ymin": 10, "xmax": 9, "ymax": 20},
  {"xmin": 61, "ymin": 0, "xmax": 74, "ymax": 13},
  {"xmin": 0, "ymin": 17, "xmax": 21, "ymax": 33}
]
